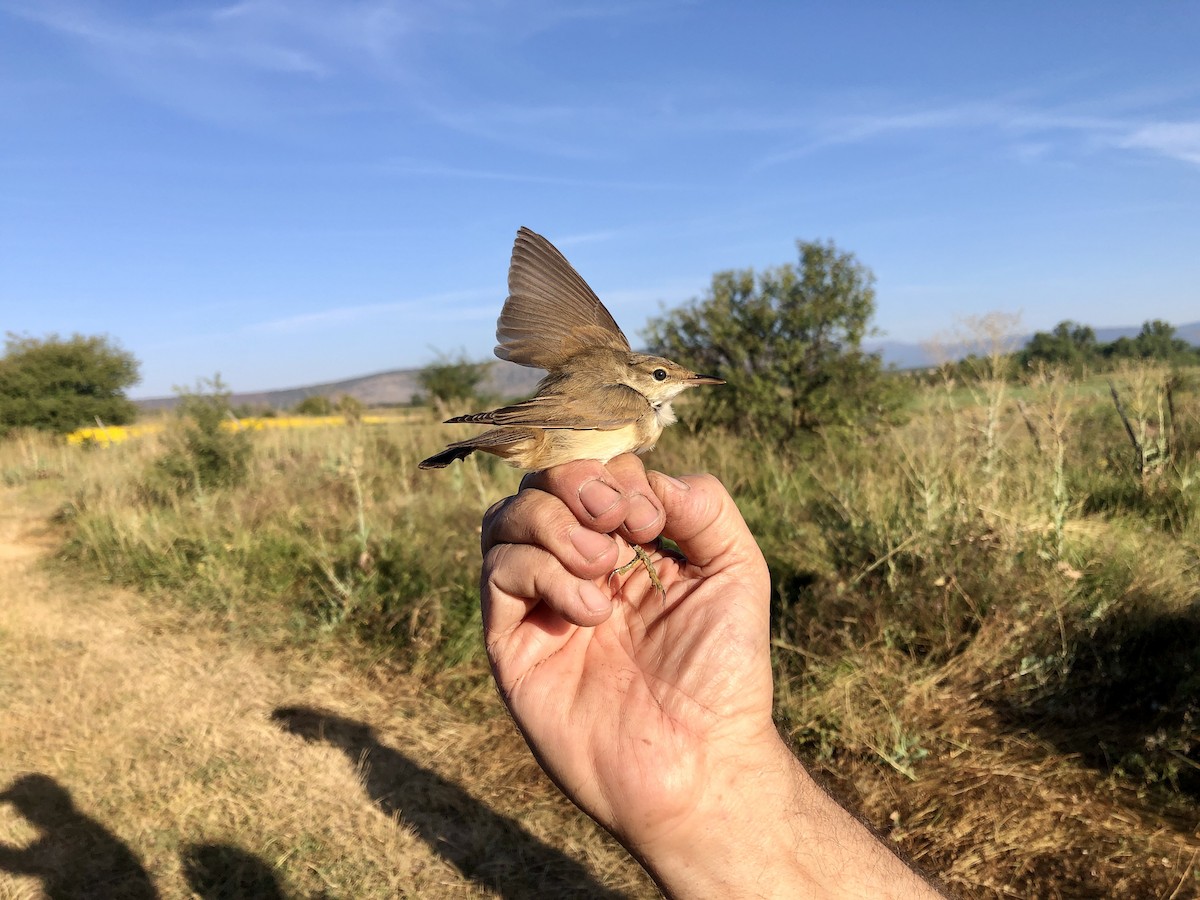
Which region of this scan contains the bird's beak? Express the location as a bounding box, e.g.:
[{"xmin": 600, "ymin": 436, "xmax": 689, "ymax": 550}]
[{"xmin": 687, "ymin": 373, "xmax": 725, "ymax": 385}]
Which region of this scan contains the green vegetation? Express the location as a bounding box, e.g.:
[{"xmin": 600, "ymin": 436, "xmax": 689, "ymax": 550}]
[
  {"xmin": 936, "ymin": 318, "xmax": 1200, "ymax": 383},
  {"xmin": 335, "ymin": 393, "xmax": 364, "ymax": 422},
  {"xmin": 9, "ymin": 355, "xmax": 1193, "ymax": 896},
  {"xmin": 53, "ymin": 407, "xmax": 498, "ymax": 677},
  {"xmin": 3, "ymin": 273, "xmax": 1197, "ymax": 896},
  {"xmin": 147, "ymin": 377, "xmax": 253, "ymax": 500},
  {"xmin": 0, "ymin": 333, "xmax": 140, "ymax": 436},
  {"xmin": 291, "ymin": 394, "xmax": 365, "ymax": 421},
  {"xmin": 416, "ymin": 352, "xmax": 492, "ymax": 415},
  {"xmin": 293, "ymin": 395, "xmax": 335, "ymax": 416},
  {"xmin": 644, "ymin": 239, "xmax": 908, "ymax": 441}
]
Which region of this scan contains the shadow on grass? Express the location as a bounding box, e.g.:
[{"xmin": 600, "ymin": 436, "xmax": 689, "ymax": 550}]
[
  {"xmin": 180, "ymin": 843, "xmax": 285, "ymax": 899},
  {"xmin": 270, "ymin": 705, "xmax": 625, "ymax": 899},
  {"xmin": 994, "ymin": 600, "xmax": 1200, "ymax": 803},
  {"xmin": 0, "ymin": 773, "xmax": 158, "ymax": 899}
]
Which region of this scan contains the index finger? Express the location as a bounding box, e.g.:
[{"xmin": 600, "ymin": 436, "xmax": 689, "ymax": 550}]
[{"xmin": 522, "ymin": 453, "xmax": 665, "ymax": 544}]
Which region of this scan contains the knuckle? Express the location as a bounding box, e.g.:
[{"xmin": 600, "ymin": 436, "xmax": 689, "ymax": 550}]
[
  {"xmin": 481, "ymin": 543, "xmax": 516, "ymax": 585},
  {"xmin": 480, "ymin": 495, "xmax": 515, "ymax": 552}
]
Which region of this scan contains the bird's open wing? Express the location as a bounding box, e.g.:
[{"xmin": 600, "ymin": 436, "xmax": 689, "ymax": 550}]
[
  {"xmin": 495, "ymin": 227, "xmax": 631, "ymax": 370},
  {"xmin": 447, "ymin": 384, "xmax": 647, "ymax": 430}
]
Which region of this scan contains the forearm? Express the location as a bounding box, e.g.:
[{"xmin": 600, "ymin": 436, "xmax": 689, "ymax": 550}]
[{"xmin": 629, "ymin": 737, "xmax": 942, "ymax": 900}]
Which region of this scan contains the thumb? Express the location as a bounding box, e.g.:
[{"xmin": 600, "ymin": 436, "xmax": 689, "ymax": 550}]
[{"xmin": 646, "ymin": 472, "xmax": 767, "ymax": 578}]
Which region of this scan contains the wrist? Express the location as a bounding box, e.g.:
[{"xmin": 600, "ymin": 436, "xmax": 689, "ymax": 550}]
[
  {"xmin": 629, "ymin": 732, "xmax": 816, "ymax": 898},
  {"xmin": 629, "ymin": 733, "xmax": 939, "ymax": 899}
]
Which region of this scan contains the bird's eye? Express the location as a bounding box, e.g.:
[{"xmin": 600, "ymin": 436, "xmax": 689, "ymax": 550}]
[{"xmin": 652, "ymin": 368, "xmax": 668, "ymax": 381}]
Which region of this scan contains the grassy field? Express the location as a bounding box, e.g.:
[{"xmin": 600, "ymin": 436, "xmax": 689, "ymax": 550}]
[{"xmin": 1, "ymin": 362, "xmax": 1198, "ymax": 898}]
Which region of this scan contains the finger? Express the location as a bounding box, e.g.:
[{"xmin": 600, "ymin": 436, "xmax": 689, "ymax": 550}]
[
  {"xmin": 605, "ymin": 454, "xmax": 666, "ymax": 543},
  {"xmin": 524, "ymin": 454, "xmax": 665, "ymax": 543},
  {"xmin": 481, "ymin": 543, "xmax": 613, "ymax": 635},
  {"xmin": 481, "ymin": 487, "xmax": 621, "ymax": 579},
  {"xmin": 646, "ymin": 471, "xmax": 767, "ymax": 579},
  {"xmin": 480, "ymin": 494, "xmax": 515, "ymax": 555}
]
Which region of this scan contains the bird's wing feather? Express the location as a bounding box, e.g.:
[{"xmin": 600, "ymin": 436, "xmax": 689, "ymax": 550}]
[
  {"xmin": 448, "ymin": 384, "xmax": 648, "ymax": 430},
  {"xmin": 495, "ymin": 227, "xmax": 631, "ymax": 370}
]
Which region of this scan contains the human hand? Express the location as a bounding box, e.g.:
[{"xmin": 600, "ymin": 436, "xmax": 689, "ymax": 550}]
[{"xmin": 480, "ymin": 454, "xmax": 783, "ymax": 869}]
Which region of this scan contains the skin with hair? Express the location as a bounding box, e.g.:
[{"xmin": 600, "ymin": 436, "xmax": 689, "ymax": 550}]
[{"xmin": 480, "ymin": 453, "xmax": 945, "ymax": 899}]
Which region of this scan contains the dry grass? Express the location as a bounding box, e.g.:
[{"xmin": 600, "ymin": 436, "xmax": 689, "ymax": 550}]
[
  {"xmin": 803, "ymin": 605, "xmax": 1200, "ymax": 898},
  {"xmin": 0, "ymin": 486, "xmax": 654, "ymax": 898},
  {"xmin": 761, "ymin": 368, "xmax": 1200, "ymax": 898},
  {"xmin": 2, "ymin": 365, "xmax": 1199, "ymax": 898}
]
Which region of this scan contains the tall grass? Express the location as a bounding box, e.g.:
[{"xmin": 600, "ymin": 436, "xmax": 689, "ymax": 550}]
[
  {"xmin": 10, "ymin": 361, "xmax": 1200, "ymax": 897},
  {"xmin": 657, "ymin": 363, "xmax": 1199, "ymax": 895},
  {"xmin": 49, "ymin": 417, "xmax": 521, "ymax": 682}
]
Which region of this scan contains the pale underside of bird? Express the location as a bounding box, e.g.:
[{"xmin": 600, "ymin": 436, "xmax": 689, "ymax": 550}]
[{"xmin": 419, "ymin": 226, "xmax": 722, "ymax": 472}]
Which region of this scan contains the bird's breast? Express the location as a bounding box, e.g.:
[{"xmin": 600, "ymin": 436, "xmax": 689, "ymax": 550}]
[
  {"xmin": 653, "ymin": 401, "xmax": 677, "ymax": 428},
  {"xmin": 523, "ymin": 423, "xmax": 645, "ymax": 468}
]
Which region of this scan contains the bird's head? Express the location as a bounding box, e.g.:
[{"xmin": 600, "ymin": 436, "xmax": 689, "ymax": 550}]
[{"xmin": 623, "ymin": 353, "xmax": 724, "ymax": 406}]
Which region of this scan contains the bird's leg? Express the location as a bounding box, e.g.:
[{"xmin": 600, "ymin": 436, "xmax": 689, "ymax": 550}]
[{"xmin": 615, "ymin": 543, "xmax": 666, "ymax": 597}]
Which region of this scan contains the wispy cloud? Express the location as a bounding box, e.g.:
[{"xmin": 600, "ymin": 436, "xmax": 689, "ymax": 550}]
[
  {"xmin": 754, "ymin": 100, "xmax": 1117, "ymax": 167},
  {"xmin": 751, "ymin": 94, "xmax": 1200, "ymax": 173},
  {"xmin": 384, "ymin": 158, "xmax": 698, "ymax": 191},
  {"xmin": 1117, "ymin": 121, "xmax": 1200, "ymax": 166},
  {"xmin": 0, "ymin": 0, "xmax": 696, "ymax": 156},
  {"xmin": 4, "ymin": 1, "xmax": 344, "ymax": 75},
  {"xmin": 0, "ymin": 0, "xmax": 431, "ymax": 128},
  {"xmin": 601, "ymin": 278, "xmax": 709, "ymax": 311},
  {"xmin": 247, "ymin": 288, "xmax": 494, "ymax": 333},
  {"xmin": 553, "ymin": 228, "xmax": 625, "ymax": 247}
]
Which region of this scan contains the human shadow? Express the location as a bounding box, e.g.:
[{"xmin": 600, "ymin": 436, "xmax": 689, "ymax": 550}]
[
  {"xmin": 993, "ymin": 599, "xmax": 1200, "ymax": 802},
  {"xmin": 0, "ymin": 772, "xmax": 158, "ymax": 899},
  {"xmin": 270, "ymin": 705, "xmax": 626, "ymax": 899},
  {"xmin": 180, "ymin": 842, "xmax": 286, "ymax": 899}
]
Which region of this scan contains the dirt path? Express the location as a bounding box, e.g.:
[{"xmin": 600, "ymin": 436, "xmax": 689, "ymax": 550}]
[{"xmin": 0, "ymin": 486, "xmax": 650, "ymax": 899}]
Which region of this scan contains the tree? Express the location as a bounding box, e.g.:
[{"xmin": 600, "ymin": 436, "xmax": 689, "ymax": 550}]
[
  {"xmin": 1131, "ymin": 320, "xmax": 1196, "ymax": 361},
  {"xmin": 294, "ymin": 395, "xmax": 334, "ymax": 416},
  {"xmin": 1018, "ymin": 320, "xmax": 1098, "ymax": 373},
  {"xmin": 1101, "ymin": 320, "xmax": 1199, "ymax": 364},
  {"xmin": 644, "ymin": 240, "xmax": 905, "ymax": 442},
  {"xmin": 417, "ymin": 352, "xmax": 491, "ymax": 415},
  {"xmin": 0, "ymin": 333, "xmax": 140, "ymax": 436}
]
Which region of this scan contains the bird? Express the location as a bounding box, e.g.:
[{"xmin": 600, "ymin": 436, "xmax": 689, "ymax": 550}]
[
  {"xmin": 420, "ymin": 227, "xmax": 724, "ymax": 596},
  {"xmin": 419, "ymin": 226, "xmax": 723, "ymax": 472}
]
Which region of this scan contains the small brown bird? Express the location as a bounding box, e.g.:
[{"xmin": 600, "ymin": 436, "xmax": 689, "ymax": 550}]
[{"xmin": 419, "ymin": 226, "xmax": 723, "ymax": 472}]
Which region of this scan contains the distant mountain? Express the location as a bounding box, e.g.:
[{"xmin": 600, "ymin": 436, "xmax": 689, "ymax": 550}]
[
  {"xmin": 867, "ymin": 320, "xmax": 1200, "ymax": 371},
  {"xmin": 136, "ymin": 320, "xmax": 1200, "ymax": 411},
  {"xmin": 136, "ymin": 362, "xmax": 545, "ymax": 412}
]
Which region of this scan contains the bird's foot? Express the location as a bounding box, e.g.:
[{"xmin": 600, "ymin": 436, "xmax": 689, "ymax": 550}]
[{"xmin": 615, "ymin": 544, "xmax": 666, "ymax": 597}]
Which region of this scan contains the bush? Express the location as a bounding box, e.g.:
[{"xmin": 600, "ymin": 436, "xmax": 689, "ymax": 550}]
[
  {"xmin": 0, "ymin": 333, "xmax": 140, "ymax": 436},
  {"xmin": 149, "ymin": 377, "xmax": 252, "ymax": 500},
  {"xmin": 644, "ymin": 239, "xmax": 909, "ymax": 442},
  {"xmin": 294, "ymin": 395, "xmax": 333, "ymax": 416},
  {"xmin": 417, "ymin": 352, "xmax": 491, "ymax": 415}
]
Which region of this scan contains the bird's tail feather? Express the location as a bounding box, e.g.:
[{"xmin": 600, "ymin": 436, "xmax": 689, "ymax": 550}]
[
  {"xmin": 418, "ymin": 446, "xmax": 475, "ymax": 469},
  {"xmin": 418, "ymin": 426, "xmax": 537, "ymax": 470}
]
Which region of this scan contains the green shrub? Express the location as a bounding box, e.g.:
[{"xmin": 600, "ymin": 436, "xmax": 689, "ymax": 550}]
[
  {"xmin": 0, "ymin": 333, "xmax": 139, "ymax": 436},
  {"xmin": 148, "ymin": 377, "xmax": 252, "ymax": 500}
]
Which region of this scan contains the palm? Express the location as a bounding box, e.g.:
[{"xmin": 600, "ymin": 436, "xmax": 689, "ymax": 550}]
[{"xmin": 493, "ymin": 532, "xmax": 773, "ymax": 837}]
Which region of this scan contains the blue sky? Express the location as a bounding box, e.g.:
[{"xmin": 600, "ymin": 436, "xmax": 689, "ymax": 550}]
[{"xmin": 2, "ymin": 1, "xmax": 1198, "ymax": 398}]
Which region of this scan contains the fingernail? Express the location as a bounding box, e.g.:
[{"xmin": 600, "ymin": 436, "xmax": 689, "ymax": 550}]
[
  {"xmin": 570, "ymin": 526, "xmax": 613, "ymax": 563},
  {"xmin": 580, "ymin": 580, "xmax": 611, "ymax": 615},
  {"xmin": 626, "ymin": 493, "xmax": 662, "ymax": 533},
  {"xmin": 659, "ymin": 473, "xmax": 691, "ymax": 491},
  {"xmin": 579, "ymin": 479, "xmax": 621, "ymax": 518}
]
